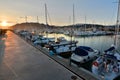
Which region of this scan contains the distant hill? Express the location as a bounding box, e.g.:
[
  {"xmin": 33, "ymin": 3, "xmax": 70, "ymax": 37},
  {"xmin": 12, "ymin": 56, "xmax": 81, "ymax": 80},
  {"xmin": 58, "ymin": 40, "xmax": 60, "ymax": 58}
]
[{"xmin": 10, "ymin": 22, "xmax": 116, "ymax": 31}]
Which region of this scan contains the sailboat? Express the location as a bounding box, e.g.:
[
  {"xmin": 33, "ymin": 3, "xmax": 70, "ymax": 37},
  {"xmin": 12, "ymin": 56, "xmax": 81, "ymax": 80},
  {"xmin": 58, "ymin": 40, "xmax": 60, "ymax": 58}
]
[
  {"xmin": 69, "ymin": 4, "xmax": 99, "ymax": 66},
  {"xmin": 48, "ymin": 4, "xmax": 78, "ymax": 57},
  {"xmin": 33, "ymin": 4, "xmax": 55, "ymax": 47},
  {"xmin": 92, "ymin": 0, "xmax": 120, "ymax": 80}
]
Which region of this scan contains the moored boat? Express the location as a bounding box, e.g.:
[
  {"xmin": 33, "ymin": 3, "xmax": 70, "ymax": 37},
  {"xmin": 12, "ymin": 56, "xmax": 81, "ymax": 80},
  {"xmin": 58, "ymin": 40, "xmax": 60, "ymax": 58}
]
[
  {"xmin": 92, "ymin": 0, "xmax": 120, "ymax": 79},
  {"xmin": 70, "ymin": 46, "xmax": 99, "ymax": 66},
  {"xmin": 92, "ymin": 46, "xmax": 120, "ymax": 80},
  {"xmin": 49, "ymin": 40, "xmax": 78, "ymax": 58}
]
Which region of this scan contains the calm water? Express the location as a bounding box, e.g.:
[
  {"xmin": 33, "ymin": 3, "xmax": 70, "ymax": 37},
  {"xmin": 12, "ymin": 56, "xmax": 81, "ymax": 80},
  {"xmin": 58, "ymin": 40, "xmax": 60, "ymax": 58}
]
[
  {"xmin": 29, "ymin": 32, "xmax": 120, "ymax": 79},
  {"xmin": 47, "ymin": 33, "xmax": 120, "ymax": 73},
  {"xmin": 47, "ymin": 33, "xmax": 120, "ymax": 52}
]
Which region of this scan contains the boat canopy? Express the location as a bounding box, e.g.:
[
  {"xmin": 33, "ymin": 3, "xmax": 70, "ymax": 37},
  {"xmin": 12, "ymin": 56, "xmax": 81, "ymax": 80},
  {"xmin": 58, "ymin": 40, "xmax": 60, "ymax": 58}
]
[{"xmin": 74, "ymin": 46, "xmax": 89, "ymax": 56}]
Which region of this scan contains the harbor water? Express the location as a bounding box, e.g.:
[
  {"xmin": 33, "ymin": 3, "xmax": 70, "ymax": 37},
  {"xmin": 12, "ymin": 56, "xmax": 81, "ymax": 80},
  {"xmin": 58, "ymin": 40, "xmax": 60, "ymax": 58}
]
[
  {"xmin": 46, "ymin": 33, "xmax": 120, "ymax": 72},
  {"xmin": 46, "ymin": 33, "xmax": 120, "ymax": 52}
]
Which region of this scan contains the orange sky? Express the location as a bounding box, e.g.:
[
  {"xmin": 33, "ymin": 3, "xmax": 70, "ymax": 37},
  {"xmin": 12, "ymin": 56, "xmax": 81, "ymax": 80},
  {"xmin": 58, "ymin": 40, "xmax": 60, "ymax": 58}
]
[{"xmin": 0, "ymin": 0, "xmax": 118, "ymax": 26}]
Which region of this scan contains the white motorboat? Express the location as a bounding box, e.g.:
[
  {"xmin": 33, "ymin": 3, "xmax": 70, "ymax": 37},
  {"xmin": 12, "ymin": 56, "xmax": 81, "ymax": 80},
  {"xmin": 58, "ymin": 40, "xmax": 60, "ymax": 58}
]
[
  {"xmin": 33, "ymin": 37, "xmax": 55, "ymax": 47},
  {"xmin": 49, "ymin": 40, "xmax": 77, "ymax": 57},
  {"xmin": 70, "ymin": 46, "xmax": 99, "ymax": 66}
]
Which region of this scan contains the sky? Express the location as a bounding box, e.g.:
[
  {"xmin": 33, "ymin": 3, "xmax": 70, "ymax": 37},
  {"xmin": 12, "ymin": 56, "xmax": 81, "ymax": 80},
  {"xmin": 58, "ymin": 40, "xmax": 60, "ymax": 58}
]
[{"xmin": 0, "ymin": 0, "xmax": 119, "ymax": 26}]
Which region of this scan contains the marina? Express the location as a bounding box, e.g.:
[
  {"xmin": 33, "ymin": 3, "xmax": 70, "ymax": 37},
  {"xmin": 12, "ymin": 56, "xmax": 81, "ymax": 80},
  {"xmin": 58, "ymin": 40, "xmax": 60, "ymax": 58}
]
[
  {"xmin": 1, "ymin": 0, "xmax": 120, "ymax": 80},
  {"xmin": 14, "ymin": 28, "xmax": 120, "ymax": 80},
  {"xmin": 0, "ymin": 30, "xmax": 99, "ymax": 80}
]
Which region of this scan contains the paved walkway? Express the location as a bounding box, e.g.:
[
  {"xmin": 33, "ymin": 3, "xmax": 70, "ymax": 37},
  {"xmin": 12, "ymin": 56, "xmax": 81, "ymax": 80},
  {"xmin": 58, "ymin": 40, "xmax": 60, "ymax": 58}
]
[{"xmin": 0, "ymin": 31, "xmax": 82, "ymax": 80}]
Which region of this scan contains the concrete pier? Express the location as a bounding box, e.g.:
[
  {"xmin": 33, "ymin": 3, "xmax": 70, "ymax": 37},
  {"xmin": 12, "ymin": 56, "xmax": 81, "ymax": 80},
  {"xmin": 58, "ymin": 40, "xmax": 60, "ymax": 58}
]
[
  {"xmin": 0, "ymin": 31, "xmax": 100, "ymax": 80},
  {"xmin": 0, "ymin": 31, "xmax": 83, "ymax": 80}
]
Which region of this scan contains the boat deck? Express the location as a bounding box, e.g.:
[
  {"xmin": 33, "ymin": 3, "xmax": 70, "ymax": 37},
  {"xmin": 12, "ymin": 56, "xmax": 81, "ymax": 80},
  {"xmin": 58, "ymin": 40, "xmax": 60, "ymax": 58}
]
[{"xmin": 0, "ymin": 31, "xmax": 99, "ymax": 80}]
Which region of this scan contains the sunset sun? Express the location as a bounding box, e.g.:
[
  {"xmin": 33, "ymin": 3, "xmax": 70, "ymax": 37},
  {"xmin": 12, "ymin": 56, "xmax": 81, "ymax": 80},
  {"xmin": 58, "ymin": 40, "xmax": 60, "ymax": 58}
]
[{"xmin": 2, "ymin": 21, "xmax": 8, "ymax": 26}]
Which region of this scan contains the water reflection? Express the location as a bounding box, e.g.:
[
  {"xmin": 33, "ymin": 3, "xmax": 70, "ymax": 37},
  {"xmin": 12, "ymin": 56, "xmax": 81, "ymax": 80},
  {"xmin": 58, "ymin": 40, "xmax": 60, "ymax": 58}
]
[{"xmin": 46, "ymin": 33, "xmax": 120, "ymax": 52}]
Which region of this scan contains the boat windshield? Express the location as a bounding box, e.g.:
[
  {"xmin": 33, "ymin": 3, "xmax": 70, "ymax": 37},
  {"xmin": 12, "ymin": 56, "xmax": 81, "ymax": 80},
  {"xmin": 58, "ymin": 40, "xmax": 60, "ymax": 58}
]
[
  {"xmin": 79, "ymin": 46, "xmax": 94, "ymax": 52},
  {"xmin": 104, "ymin": 46, "xmax": 115, "ymax": 53},
  {"xmin": 74, "ymin": 48, "xmax": 88, "ymax": 56},
  {"xmin": 104, "ymin": 54, "xmax": 117, "ymax": 61}
]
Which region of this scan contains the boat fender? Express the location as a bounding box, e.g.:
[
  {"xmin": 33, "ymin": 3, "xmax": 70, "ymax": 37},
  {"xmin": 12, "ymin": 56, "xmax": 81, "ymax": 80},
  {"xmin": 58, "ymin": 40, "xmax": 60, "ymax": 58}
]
[
  {"xmin": 49, "ymin": 50, "xmax": 54, "ymax": 55},
  {"xmin": 88, "ymin": 56, "xmax": 90, "ymax": 59},
  {"xmin": 93, "ymin": 61, "xmax": 99, "ymax": 67}
]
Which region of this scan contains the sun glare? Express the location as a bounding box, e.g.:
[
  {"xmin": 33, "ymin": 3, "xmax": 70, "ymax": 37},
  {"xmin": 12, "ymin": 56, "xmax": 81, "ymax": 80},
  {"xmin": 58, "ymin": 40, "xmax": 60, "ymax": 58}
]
[{"xmin": 1, "ymin": 21, "xmax": 7, "ymax": 26}]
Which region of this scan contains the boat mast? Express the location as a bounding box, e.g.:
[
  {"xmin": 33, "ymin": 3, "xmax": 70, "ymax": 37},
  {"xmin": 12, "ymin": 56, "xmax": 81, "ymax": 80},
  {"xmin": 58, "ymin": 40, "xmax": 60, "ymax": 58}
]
[
  {"xmin": 37, "ymin": 16, "xmax": 39, "ymax": 23},
  {"xmin": 71, "ymin": 4, "xmax": 75, "ymax": 42},
  {"xmin": 45, "ymin": 3, "xmax": 48, "ymax": 38},
  {"xmin": 25, "ymin": 16, "xmax": 28, "ymax": 23},
  {"xmin": 85, "ymin": 16, "xmax": 86, "ymax": 32},
  {"xmin": 114, "ymin": 0, "xmax": 120, "ymax": 47},
  {"xmin": 73, "ymin": 4, "xmax": 75, "ymax": 29}
]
